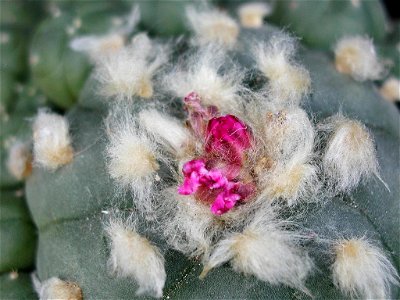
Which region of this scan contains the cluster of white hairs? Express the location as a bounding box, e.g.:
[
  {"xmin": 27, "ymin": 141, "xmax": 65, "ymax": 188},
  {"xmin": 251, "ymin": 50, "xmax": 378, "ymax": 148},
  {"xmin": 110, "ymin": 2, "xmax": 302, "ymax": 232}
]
[
  {"xmin": 332, "ymin": 238, "xmax": 399, "ymax": 299},
  {"xmin": 70, "ymin": 5, "xmax": 140, "ymax": 61},
  {"xmin": 6, "ymin": 140, "xmax": 32, "ymax": 180},
  {"xmin": 237, "ymin": 2, "xmax": 272, "ymax": 28},
  {"xmin": 334, "ymin": 35, "xmax": 385, "ymax": 81},
  {"xmin": 319, "ymin": 114, "xmax": 384, "ymax": 194},
  {"xmin": 26, "ymin": 4, "xmax": 397, "ymax": 299},
  {"xmin": 254, "ymin": 34, "xmax": 311, "ymax": 105},
  {"xmin": 99, "ymin": 24, "xmax": 398, "ymax": 297},
  {"xmin": 163, "ymin": 44, "xmax": 244, "ymax": 114},
  {"xmin": 32, "ymin": 110, "xmax": 73, "ymax": 170},
  {"xmin": 105, "ymin": 217, "xmax": 166, "ymax": 298},
  {"xmin": 380, "ymin": 77, "xmax": 400, "ymax": 102},
  {"xmin": 186, "ymin": 6, "xmax": 239, "ymax": 48},
  {"xmin": 94, "ymin": 33, "xmax": 169, "ymax": 101},
  {"xmin": 32, "ymin": 274, "xmax": 82, "ymax": 300}
]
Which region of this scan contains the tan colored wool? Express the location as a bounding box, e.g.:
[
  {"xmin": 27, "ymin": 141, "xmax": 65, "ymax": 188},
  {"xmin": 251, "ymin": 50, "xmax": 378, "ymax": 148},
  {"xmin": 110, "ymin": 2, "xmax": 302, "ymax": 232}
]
[
  {"xmin": 105, "ymin": 219, "xmax": 166, "ymax": 298},
  {"xmin": 334, "ymin": 36, "xmax": 384, "ymax": 81},
  {"xmin": 332, "ymin": 238, "xmax": 398, "ymax": 299},
  {"xmin": 33, "ymin": 110, "xmax": 74, "ymax": 170}
]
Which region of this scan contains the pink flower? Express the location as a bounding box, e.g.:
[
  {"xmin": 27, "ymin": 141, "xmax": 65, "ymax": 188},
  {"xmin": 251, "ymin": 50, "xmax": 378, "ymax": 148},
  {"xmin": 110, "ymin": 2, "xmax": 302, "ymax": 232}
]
[
  {"xmin": 178, "ymin": 159, "xmax": 207, "ymax": 195},
  {"xmin": 205, "ymin": 115, "xmax": 252, "ymax": 165},
  {"xmin": 184, "ymin": 92, "xmax": 218, "ymax": 138},
  {"xmin": 178, "ymin": 159, "xmax": 228, "ymax": 195}
]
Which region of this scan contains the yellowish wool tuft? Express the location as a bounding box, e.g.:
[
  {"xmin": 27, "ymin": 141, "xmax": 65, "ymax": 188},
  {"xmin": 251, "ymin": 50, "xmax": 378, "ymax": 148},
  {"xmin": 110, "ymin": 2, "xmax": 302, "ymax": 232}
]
[
  {"xmin": 201, "ymin": 213, "xmax": 313, "ymax": 293},
  {"xmin": 32, "ymin": 275, "xmax": 83, "ymax": 300},
  {"xmin": 320, "ymin": 115, "xmax": 382, "ymax": 193},
  {"xmin": 379, "ymin": 77, "xmax": 400, "ymax": 102},
  {"xmin": 334, "ymin": 36, "xmax": 384, "ymax": 81},
  {"xmin": 33, "ymin": 110, "xmax": 74, "ymax": 170},
  {"xmin": 105, "ymin": 219, "xmax": 166, "ymax": 298},
  {"xmin": 138, "ymin": 109, "xmax": 190, "ymax": 156},
  {"xmin": 254, "ymin": 35, "xmax": 311, "ymax": 105},
  {"xmin": 106, "ymin": 109, "xmax": 160, "ymax": 208},
  {"xmin": 95, "ymin": 33, "xmax": 168, "ymax": 101},
  {"xmin": 186, "ymin": 6, "xmax": 239, "ymax": 47},
  {"xmin": 70, "ymin": 5, "xmax": 140, "ymax": 61},
  {"xmin": 332, "ymin": 238, "xmax": 398, "ymax": 299},
  {"xmin": 237, "ymin": 2, "xmax": 272, "ymax": 28},
  {"xmin": 163, "ymin": 45, "xmax": 243, "ymax": 113},
  {"xmin": 6, "ymin": 140, "xmax": 32, "ymax": 180}
]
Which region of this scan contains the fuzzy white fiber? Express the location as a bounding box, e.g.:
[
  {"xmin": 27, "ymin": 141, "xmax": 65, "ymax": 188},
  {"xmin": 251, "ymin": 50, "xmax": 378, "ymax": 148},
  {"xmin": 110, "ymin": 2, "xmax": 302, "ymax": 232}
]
[
  {"xmin": 106, "ymin": 110, "xmax": 160, "ymax": 209},
  {"xmin": 70, "ymin": 5, "xmax": 140, "ymax": 61},
  {"xmin": 263, "ymin": 107, "xmax": 315, "ymax": 162},
  {"xmin": 332, "ymin": 238, "xmax": 399, "ymax": 299},
  {"xmin": 261, "ymin": 154, "xmax": 319, "ymax": 206},
  {"xmin": 160, "ymin": 190, "xmax": 217, "ymax": 257},
  {"xmin": 32, "ymin": 275, "xmax": 82, "ymax": 300},
  {"xmin": 254, "ymin": 34, "xmax": 311, "ymax": 105},
  {"xmin": 6, "ymin": 140, "xmax": 32, "ymax": 180},
  {"xmin": 95, "ymin": 33, "xmax": 168, "ymax": 100},
  {"xmin": 237, "ymin": 2, "xmax": 271, "ymax": 28},
  {"xmin": 320, "ymin": 115, "xmax": 381, "ymax": 193},
  {"xmin": 186, "ymin": 6, "xmax": 239, "ymax": 47},
  {"xmin": 105, "ymin": 218, "xmax": 166, "ymax": 298},
  {"xmin": 379, "ymin": 77, "xmax": 400, "ymax": 102},
  {"xmin": 70, "ymin": 34, "xmax": 125, "ymax": 61},
  {"xmin": 334, "ymin": 36, "xmax": 384, "ymax": 81},
  {"xmin": 164, "ymin": 45, "xmax": 243, "ymax": 113},
  {"xmin": 138, "ymin": 109, "xmax": 190, "ymax": 157},
  {"xmin": 33, "ymin": 110, "xmax": 74, "ymax": 170},
  {"xmin": 201, "ymin": 213, "xmax": 313, "ymax": 293}
]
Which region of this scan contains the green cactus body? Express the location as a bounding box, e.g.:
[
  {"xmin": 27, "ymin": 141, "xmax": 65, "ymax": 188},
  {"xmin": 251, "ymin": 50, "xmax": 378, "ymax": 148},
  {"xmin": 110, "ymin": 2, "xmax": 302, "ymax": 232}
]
[
  {"xmin": 24, "ymin": 22, "xmax": 399, "ymax": 299},
  {"xmin": 268, "ymin": 0, "xmax": 387, "ymax": 50},
  {"xmin": 30, "ymin": 3, "xmax": 132, "ymax": 109},
  {"xmin": 0, "ymin": 272, "xmax": 37, "ymax": 299}
]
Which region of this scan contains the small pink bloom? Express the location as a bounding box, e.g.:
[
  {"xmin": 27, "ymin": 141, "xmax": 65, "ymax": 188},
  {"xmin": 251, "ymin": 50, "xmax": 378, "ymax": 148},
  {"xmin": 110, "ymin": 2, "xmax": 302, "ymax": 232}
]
[
  {"xmin": 178, "ymin": 159, "xmax": 207, "ymax": 195},
  {"xmin": 205, "ymin": 115, "xmax": 252, "ymax": 165},
  {"xmin": 211, "ymin": 188, "xmax": 241, "ymax": 215},
  {"xmin": 184, "ymin": 92, "xmax": 219, "ymax": 138}
]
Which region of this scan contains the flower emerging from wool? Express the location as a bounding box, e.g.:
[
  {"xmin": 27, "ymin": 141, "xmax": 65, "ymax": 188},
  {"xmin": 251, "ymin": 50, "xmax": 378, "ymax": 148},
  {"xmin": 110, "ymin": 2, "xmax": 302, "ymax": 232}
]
[{"xmin": 178, "ymin": 92, "xmax": 254, "ymax": 215}]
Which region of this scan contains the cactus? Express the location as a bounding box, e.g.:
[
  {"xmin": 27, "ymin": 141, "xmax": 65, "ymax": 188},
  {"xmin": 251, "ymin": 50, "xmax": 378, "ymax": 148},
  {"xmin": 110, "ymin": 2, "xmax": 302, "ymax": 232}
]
[{"xmin": 1, "ymin": 2, "xmax": 400, "ymax": 300}]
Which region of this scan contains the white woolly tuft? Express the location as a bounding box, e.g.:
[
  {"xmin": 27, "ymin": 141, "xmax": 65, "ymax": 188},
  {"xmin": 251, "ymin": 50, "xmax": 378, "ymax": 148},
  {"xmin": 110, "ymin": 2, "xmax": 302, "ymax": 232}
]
[
  {"xmin": 138, "ymin": 109, "xmax": 190, "ymax": 157},
  {"xmin": 334, "ymin": 36, "xmax": 385, "ymax": 81},
  {"xmin": 379, "ymin": 77, "xmax": 400, "ymax": 102},
  {"xmin": 186, "ymin": 6, "xmax": 239, "ymax": 47},
  {"xmin": 70, "ymin": 5, "xmax": 140, "ymax": 61},
  {"xmin": 237, "ymin": 2, "xmax": 272, "ymax": 28},
  {"xmin": 332, "ymin": 238, "xmax": 399, "ymax": 299},
  {"xmin": 163, "ymin": 45, "xmax": 244, "ymax": 113},
  {"xmin": 6, "ymin": 140, "xmax": 32, "ymax": 180},
  {"xmin": 32, "ymin": 274, "xmax": 82, "ymax": 300},
  {"xmin": 160, "ymin": 190, "xmax": 217, "ymax": 257},
  {"xmin": 320, "ymin": 115, "xmax": 383, "ymax": 194},
  {"xmin": 105, "ymin": 218, "xmax": 166, "ymax": 298},
  {"xmin": 254, "ymin": 34, "xmax": 311, "ymax": 105},
  {"xmin": 201, "ymin": 212, "xmax": 313, "ymax": 294},
  {"xmin": 70, "ymin": 34, "xmax": 125, "ymax": 61},
  {"xmin": 260, "ymin": 154, "xmax": 319, "ymax": 206},
  {"xmin": 263, "ymin": 107, "xmax": 315, "ymax": 162},
  {"xmin": 106, "ymin": 109, "xmax": 161, "ymax": 209},
  {"xmin": 95, "ymin": 33, "xmax": 168, "ymax": 101},
  {"xmin": 33, "ymin": 110, "xmax": 74, "ymax": 170}
]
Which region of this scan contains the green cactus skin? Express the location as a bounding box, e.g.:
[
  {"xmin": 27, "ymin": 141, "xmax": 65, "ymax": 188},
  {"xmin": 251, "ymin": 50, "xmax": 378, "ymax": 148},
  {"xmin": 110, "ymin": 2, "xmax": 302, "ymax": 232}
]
[
  {"xmin": 266, "ymin": 0, "xmax": 388, "ymax": 50},
  {"xmin": 0, "ymin": 82, "xmax": 45, "ymax": 189},
  {"xmin": 0, "ymin": 191, "xmax": 36, "ymax": 273},
  {"xmin": 0, "ymin": 272, "xmax": 37, "ymax": 299},
  {"xmin": 30, "ymin": 3, "xmax": 130, "ymax": 110},
  {"xmin": 24, "ymin": 24, "xmax": 399, "ymax": 299}
]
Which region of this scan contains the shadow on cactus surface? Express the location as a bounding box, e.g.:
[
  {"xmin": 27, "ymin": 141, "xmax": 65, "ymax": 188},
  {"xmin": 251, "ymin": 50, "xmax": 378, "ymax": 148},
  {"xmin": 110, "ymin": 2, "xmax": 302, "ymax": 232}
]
[{"xmin": 0, "ymin": 1, "xmax": 399, "ymax": 300}]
